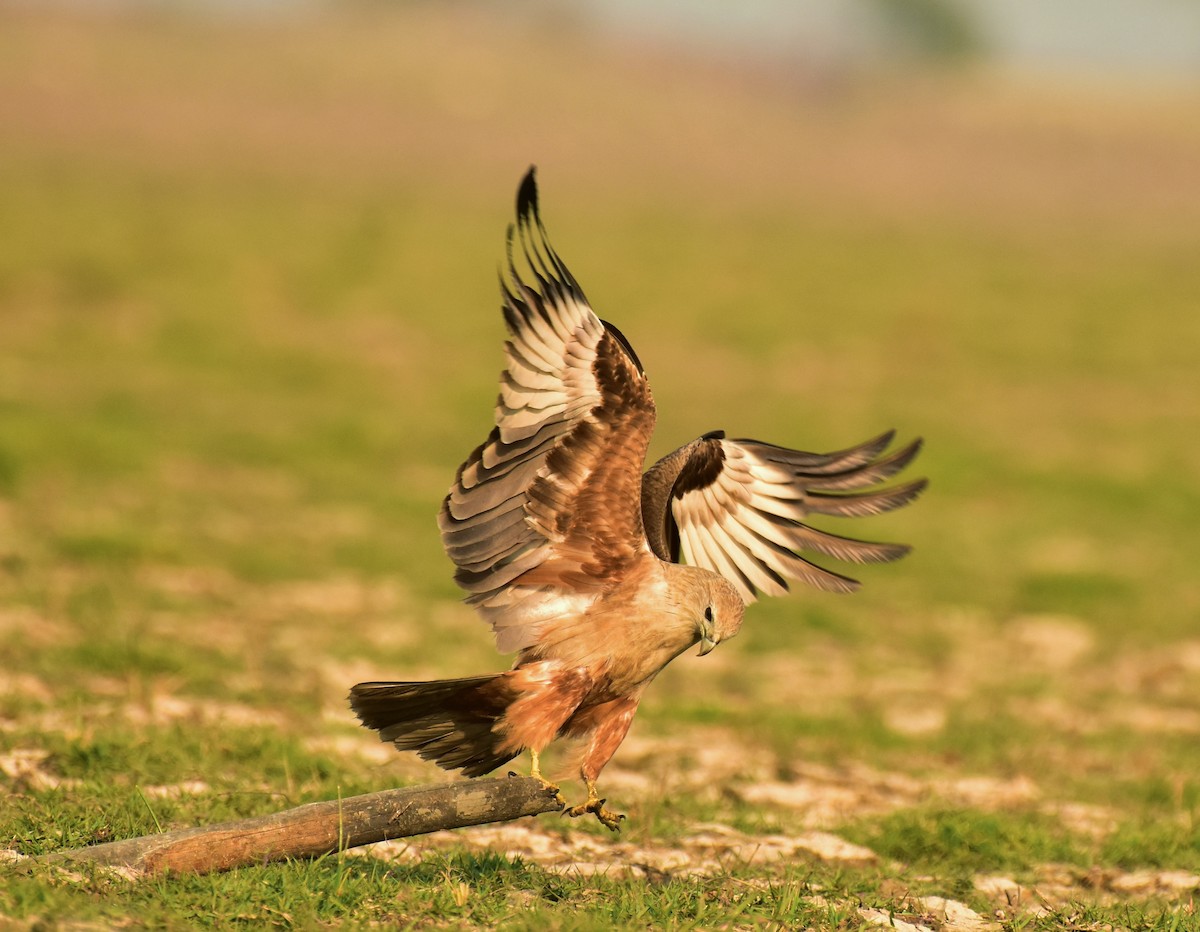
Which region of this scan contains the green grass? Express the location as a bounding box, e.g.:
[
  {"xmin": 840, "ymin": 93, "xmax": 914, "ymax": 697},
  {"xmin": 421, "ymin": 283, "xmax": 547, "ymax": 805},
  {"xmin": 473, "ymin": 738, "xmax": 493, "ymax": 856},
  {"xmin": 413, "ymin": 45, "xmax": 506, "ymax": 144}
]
[
  {"xmin": 848, "ymin": 806, "xmax": 1086, "ymax": 876},
  {"xmin": 3, "ymin": 5, "xmax": 1200, "ymax": 929}
]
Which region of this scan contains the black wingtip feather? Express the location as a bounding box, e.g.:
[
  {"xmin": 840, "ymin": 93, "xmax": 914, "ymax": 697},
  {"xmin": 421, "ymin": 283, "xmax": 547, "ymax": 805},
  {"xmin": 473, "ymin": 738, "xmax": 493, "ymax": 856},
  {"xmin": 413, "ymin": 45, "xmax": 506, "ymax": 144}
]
[
  {"xmin": 502, "ymin": 166, "xmax": 593, "ymax": 328},
  {"xmin": 516, "ymin": 165, "xmax": 539, "ymax": 221}
]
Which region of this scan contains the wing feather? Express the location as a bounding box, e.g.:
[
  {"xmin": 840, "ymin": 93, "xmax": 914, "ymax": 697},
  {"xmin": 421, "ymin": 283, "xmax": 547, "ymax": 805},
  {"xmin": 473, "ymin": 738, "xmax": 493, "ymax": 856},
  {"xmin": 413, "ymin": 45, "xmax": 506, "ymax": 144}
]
[
  {"xmin": 438, "ymin": 167, "xmax": 925, "ymax": 653},
  {"xmin": 804, "ymin": 480, "xmax": 928, "ymax": 518},
  {"xmin": 678, "ymin": 507, "xmax": 758, "ymax": 598},
  {"xmin": 439, "ymin": 167, "xmax": 656, "ymax": 652},
  {"xmin": 642, "ymin": 431, "xmax": 925, "ymax": 602}
]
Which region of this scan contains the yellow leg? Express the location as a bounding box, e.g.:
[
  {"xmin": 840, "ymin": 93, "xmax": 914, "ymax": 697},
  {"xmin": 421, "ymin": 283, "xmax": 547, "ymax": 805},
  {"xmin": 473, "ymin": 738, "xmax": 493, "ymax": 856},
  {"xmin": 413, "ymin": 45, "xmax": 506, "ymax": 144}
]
[
  {"xmin": 564, "ymin": 780, "xmax": 626, "ymax": 832},
  {"xmin": 528, "ymin": 749, "xmax": 565, "ymax": 808}
]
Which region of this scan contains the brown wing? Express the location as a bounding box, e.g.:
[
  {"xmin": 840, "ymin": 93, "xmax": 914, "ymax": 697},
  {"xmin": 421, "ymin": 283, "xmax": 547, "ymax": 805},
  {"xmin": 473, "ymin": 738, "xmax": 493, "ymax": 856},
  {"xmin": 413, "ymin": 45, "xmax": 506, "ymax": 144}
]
[
  {"xmin": 438, "ymin": 167, "xmax": 657, "ymax": 652},
  {"xmin": 641, "ymin": 430, "xmax": 925, "ymax": 602}
]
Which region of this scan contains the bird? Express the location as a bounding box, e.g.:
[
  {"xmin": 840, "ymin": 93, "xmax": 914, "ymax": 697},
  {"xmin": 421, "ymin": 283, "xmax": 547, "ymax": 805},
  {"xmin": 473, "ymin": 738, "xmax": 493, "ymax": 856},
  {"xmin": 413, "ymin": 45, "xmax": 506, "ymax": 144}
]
[{"xmin": 349, "ymin": 167, "xmax": 925, "ymax": 831}]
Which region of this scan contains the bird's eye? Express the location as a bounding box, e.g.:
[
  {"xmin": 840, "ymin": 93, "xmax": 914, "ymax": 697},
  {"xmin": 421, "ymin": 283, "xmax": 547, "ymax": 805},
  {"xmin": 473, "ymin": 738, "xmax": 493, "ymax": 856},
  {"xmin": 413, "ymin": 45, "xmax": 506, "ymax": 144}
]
[{"xmin": 704, "ymin": 605, "xmax": 714, "ymax": 622}]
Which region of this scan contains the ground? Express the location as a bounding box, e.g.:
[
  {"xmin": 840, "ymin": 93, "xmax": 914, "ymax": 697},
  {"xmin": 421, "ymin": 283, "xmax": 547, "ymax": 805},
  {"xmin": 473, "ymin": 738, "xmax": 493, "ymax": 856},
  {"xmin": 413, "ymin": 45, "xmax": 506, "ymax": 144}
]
[{"xmin": 1, "ymin": 5, "xmax": 1199, "ymax": 930}]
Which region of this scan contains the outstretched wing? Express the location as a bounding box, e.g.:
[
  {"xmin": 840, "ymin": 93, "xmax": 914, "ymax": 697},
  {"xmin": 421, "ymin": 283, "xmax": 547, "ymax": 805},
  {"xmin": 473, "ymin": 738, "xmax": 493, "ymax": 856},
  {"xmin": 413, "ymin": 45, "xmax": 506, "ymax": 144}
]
[
  {"xmin": 438, "ymin": 167, "xmax": 657, "ymax": 652},
  {"xmin": 641, "ymin": 430, "xmax": 925, "ymax": 601}
]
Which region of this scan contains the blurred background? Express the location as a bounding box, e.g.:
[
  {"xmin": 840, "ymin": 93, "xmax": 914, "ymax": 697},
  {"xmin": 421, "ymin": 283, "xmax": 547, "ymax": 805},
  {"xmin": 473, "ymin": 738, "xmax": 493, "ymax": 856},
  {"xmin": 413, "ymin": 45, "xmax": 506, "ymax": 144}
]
[{"xmin": 2, "ymin": 0, "xmax": 1200, "ymax": 809}]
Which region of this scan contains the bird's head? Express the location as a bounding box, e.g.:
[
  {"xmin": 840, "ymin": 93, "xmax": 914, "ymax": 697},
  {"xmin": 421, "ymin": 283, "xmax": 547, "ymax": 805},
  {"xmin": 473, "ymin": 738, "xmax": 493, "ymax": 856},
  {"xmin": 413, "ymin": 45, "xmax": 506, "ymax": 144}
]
[{"xmin": 694, "ymin": 573, "xmax": 745, "ymax": 657}]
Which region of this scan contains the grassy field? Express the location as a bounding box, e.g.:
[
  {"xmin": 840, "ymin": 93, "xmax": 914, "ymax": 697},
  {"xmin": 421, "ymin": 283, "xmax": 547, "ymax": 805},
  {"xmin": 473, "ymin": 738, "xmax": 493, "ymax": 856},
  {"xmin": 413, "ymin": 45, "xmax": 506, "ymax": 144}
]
[{"xmin": 3, "ymin": 5, "xmax": 1200, "ymax": 930}]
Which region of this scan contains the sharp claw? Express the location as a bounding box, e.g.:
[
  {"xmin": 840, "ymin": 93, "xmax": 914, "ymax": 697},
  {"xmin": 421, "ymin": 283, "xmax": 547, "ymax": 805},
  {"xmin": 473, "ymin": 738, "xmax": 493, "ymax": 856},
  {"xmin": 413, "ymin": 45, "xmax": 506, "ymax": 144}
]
[{"xmin": 596, "ymin": 808, "xmax": 625, "ymax": 832}]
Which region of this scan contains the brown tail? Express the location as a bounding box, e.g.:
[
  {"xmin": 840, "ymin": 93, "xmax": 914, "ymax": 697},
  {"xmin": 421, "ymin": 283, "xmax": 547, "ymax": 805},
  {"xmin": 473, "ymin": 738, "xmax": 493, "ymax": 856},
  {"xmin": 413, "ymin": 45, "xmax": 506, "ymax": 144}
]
[{"xmin": 348, "ymin": 674, "xmax": 521, "ymax": 778}]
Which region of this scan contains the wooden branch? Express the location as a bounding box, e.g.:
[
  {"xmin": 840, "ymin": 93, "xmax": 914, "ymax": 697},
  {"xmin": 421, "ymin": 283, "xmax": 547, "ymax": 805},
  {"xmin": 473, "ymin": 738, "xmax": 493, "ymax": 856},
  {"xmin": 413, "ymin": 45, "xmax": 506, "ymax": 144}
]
[{"xmin": 46, "ymin": 776, "xmax": 563, "ymax": 876}]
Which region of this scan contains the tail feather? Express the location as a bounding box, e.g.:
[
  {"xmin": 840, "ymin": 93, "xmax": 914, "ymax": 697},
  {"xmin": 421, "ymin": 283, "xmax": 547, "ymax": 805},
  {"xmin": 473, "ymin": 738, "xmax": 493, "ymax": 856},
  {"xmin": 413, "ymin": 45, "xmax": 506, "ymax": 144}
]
[{"xmin": 349, "ymin": 674, "xmax": 521, "ymax": 778}]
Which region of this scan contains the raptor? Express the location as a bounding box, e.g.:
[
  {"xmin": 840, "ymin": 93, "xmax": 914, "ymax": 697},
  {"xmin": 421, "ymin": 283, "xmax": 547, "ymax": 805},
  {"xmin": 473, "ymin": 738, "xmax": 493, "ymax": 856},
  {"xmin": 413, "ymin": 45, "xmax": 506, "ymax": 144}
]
[{"xmin": 350, "ymin": 168, "xmax": 925, "ymax": 830}]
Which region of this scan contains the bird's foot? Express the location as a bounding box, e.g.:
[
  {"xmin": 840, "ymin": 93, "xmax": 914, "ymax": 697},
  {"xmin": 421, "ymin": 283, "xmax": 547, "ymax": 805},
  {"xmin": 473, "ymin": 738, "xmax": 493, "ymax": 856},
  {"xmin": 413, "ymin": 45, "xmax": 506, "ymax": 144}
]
[
  {"xmin": 564, "ymin": 794, "xmax": 626, "ymax": 832},
  {"xmin": 535, "ymin": 775, "xmax": 566, "ymax": 809},
  {"xmin": 526, "ymin": 750, "xmax": 566, "ymax": 808},
  {"xmin": 510, "ymin": 769, "xmax": 566, "ymax": 807}
]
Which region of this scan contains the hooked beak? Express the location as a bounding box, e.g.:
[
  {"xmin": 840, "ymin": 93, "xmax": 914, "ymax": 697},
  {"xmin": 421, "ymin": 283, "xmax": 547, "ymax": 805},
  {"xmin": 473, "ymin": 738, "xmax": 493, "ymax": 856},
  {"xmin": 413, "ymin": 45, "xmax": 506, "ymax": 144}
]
[{"xmin": 697, "ymin": 619, "xmax": 717, "ymax": 656}]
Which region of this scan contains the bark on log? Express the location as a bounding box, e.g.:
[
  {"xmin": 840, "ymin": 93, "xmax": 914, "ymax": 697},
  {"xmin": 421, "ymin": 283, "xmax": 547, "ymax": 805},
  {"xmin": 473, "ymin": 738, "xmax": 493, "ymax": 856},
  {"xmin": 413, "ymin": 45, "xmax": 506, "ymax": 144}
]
[{"xmin": 47, "ymin": 776, "xmax": 564, "ymax": 876}]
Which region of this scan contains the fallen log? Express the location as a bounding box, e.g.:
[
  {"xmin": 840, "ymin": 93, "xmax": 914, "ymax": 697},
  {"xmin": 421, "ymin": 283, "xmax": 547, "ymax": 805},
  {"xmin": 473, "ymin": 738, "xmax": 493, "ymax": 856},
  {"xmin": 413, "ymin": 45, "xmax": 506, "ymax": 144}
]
[{"xmin": 45, "ymin": 776, "xmax": 563, "ymax": 876}]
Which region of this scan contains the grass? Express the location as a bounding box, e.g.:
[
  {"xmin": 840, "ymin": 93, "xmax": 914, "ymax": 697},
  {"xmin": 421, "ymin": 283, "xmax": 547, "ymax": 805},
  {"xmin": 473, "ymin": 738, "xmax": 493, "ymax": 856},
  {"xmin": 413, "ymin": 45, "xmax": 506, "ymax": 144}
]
[{"xmin": 3, "ymin": 4, "xmax": 1200, "ymax": 929}]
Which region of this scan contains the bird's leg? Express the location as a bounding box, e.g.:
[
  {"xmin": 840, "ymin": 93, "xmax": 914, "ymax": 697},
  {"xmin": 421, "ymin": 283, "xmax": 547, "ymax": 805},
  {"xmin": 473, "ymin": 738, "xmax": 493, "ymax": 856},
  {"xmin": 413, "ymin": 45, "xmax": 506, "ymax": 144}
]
[
  {"xmin": 565, "ymin": 779, "xmax": 626, "ymax": 832},
  {"xmin": 528, "ymin": 748, "xmax": 565, "ymax": 807},
  {"xmin": 560, "ymin": 695, "xmax": 639, "ymax": 832}
]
